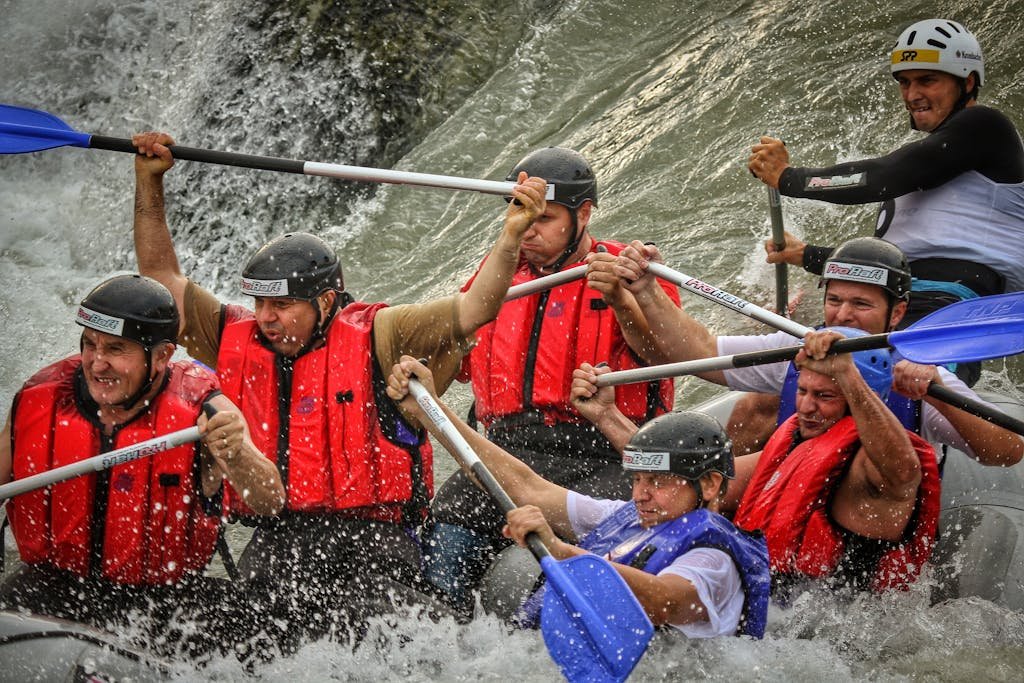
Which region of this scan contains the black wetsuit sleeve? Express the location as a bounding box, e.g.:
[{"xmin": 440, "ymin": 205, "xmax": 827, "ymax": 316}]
[{"xmin": 778, "ymin": 106, "xmax": 1024, "ymax": 204}]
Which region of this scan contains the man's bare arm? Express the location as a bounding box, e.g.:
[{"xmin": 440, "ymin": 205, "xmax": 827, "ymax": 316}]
[{"xmin": 132, "ymin": 132, "xmax": 188, "ymax": 330}]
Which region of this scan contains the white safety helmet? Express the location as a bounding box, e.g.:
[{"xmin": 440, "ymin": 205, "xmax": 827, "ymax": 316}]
[{"xmin": 890, "ymin": 19, "xmax": 984, "ymax": 87}]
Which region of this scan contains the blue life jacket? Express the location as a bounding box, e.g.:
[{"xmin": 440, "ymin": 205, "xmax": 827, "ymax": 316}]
[
  {"xmin": 519, "ymin": 504, "xmax": 770, "ymax": 638},
  {"xmin": 777, "ymin": 360, "xmax": 920, "ymax": 431}
]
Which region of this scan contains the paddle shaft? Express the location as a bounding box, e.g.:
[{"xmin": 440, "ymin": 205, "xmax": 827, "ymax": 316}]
[
  {"xmin": 597, "ymin": 333, "xmax": 891, "ymax": 386},
  {"xmin": 768, "ymin": 187, "xmax": 789, "ymax": 317},
  {"xmin": 644, "ymin": 263, "xmax": 1024, "ymax": 435},
  {"xmin": 0, "ymin": 118, "xmax": 554, "ymax": 199},
  {"xmin": 0, "ymin": 426, "xmax": 201, "ymax": 501},
  {"xmin": 646, "ymin": 262, "xmax": 808, "ymax": 337},
  {"xmin": 504, "ymin": 268, "xmax": 585, "ymax": 302},
  {"xmin": 507, "ymin": 265, "xmax": 1024, "ymax": 436},
  {"xmin": 597, "ymin": 324, "xmax": 1024, "ymax": 438},
  {"xmin": 927, "ymin": 383, "xmax": 1024, "ymax": 436},
  {"xmin": 408, "ymin": 380, "xmax": 549, "ymax": 559}
]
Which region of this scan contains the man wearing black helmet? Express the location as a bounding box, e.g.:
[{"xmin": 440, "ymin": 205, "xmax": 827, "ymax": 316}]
[
  {"xmin": 130, "ymin": 131, "xmax": 546, "ymax": 648},
  {"xmin": 573, "ymin": 328, "xmax": 942, "ymax": 594},
  {"xmin": 749, "ymin": 18, "xmax": 1024, "ymax": 386},
  {"xmin": 387, "ymin": 357, "xmax": 770, "ymax": 638},
  {"xmin": 425, "ymin": 147, "xmax": 681, "ymax": 612},
  {"xmin": 0, "ymin": 274, "xmax": 283, "ymax": 658},
  {"xmin": 607, "ymin": 237, "xmax": 1022, "ymax": 466}
]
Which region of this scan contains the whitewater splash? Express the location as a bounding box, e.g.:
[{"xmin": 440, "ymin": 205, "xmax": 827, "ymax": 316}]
[
  {"xmin": 176, "ymin": 580, "xmax": 1024, "ymax": 682},
  {"xmin": 4, "ymin": 0, "xmax": 1024, "ymax": 680}
]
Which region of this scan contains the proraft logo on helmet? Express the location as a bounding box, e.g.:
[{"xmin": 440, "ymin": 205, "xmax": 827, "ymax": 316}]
[
  {"xmin": 241, "ymin": 277, "xmax": 289, "ymax": 296},
  {"xmin": 623, "ymin": 450, "xmax": 671, "ymax": 471},
  {"xmin": 77, "ymin": 306, "xmax": 125, "ymax": 336},
  {"xmin": 824, "ymin": 261, "xmax": 886, "ymax": 285}
]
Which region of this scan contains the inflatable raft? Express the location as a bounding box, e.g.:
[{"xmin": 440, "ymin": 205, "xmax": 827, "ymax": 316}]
[{"xmin": 0, "ymin": 610, "xmax": 169, "ymax": 682}]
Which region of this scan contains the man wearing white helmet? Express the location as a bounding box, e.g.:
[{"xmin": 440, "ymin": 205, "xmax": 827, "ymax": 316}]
[{"xmin": 750, "ymin": 19, "xmax": 1024, "ymax": 386}]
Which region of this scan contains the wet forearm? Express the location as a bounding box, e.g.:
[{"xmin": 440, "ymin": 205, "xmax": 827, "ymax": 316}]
[
  {"xmin": 926, "ymin": 397, "xmax": 1024, "ymax": 467},
  {"xmin": 133, "ymin": 170, "xmax": 182, "ymax": 279},
  {"xmin": 841, "ymin": 373, "xmax": 919, "ymax": 490},
  {"xmin": 214, "ymin": 445, "xmax": 285, "ymax": 515},
  {"xmin": 458, "ymin": 227, "xmax": 524, "ymax": 334},
  {"xmin": 633, "ymin": 283, "xmax": 718, "ymax": 369}
]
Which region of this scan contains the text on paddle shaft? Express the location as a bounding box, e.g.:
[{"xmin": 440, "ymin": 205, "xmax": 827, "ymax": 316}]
[{"xmin": 684, "ymin": 279, "xmax": 748, "ymax": 310}]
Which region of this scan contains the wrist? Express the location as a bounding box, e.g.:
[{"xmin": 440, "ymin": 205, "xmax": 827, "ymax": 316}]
[
  {"xmin": 549, "ymin": 538, "xmax": 577, "ymax": 561},
  {"xmin": 494, "ymin": 226, "xmax": 526, "ymax": 258},
  {"xmin": 631, "ymin": 280, "xmax": 661, "ymax": 307},
  {"xmin": 603, "ymin": 287, "xmax": 629, "ymax": 310},
  {"xmin": 593, "ymin": 404, "xmax": 632, "ymax": 438},
  {"xmin": 134, "ymin": 172, "xmax": 168, "ymax": 199}
]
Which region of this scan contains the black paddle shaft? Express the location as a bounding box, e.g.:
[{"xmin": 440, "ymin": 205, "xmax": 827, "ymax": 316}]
[
  {"xmin": 89, "ymin": 135, "xmax": 306, "ymax": 174},
  {"xmin": 469, "ymin": 461, "xmax": 551, "ymax": 561},
  {"xmin": 738, "ymin": 334, "xmax": 1024, "ymax": 438},
  {"xmin": 928, "ymin": 384, "xmax": 1024, "ymax": 435},
  {"xmin": 729, "ymin": 332, "xmax": 891, "ymax": 368}
]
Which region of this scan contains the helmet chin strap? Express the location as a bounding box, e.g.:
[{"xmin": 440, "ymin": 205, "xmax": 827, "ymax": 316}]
[
  {"xmin": 691, "ymin": 479, "xmax": 708, "ymax": 509},
  {"xmin": 291, "ymin": 291, "xmax": 342, "ymax": 358},
  {"xmin": 117, "ymin": 347, "xmax": 161, "ymax": 411}
]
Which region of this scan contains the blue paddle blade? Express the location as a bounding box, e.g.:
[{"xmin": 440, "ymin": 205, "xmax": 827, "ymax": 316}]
[
  {"xmin": 0, "ymin": 104, "xmax": 91, "ymax": 153},
  {"xmin": 890, "ymin": 291, "xmax": 1024, "ymax": 364},
  {"xmin": 540, "ymin": 555, "xmax": 653, "ymax": 683}
]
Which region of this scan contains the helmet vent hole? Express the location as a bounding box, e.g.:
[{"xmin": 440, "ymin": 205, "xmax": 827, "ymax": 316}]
[
  {"xmin": 927, "ymin": 38, "xmax": 947, "ymax": 49},
  {"xmin": 908, "ymin": 30, "xmax": 917, "ymax": 44},
  {"xmin": 936, "ymin": 26, "xmax": 952, "ymax": 38},
  {"xmin": 946, "ymin": 22, "xmax": 961, "ymax": 34}
]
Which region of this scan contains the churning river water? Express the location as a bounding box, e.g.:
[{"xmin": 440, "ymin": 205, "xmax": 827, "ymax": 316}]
[{"xmin": 2, "ymin": 0, "xmax": 1024, "ymax": 680}]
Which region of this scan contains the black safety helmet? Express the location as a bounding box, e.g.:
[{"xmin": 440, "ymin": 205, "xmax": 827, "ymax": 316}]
[
  {"xmin": 76, "ymin": 274, "xmax": 179, "ymax": 348},
  {"xmin": 241, "ymin": 233, "xmax": 343, "ymax": 301},
  {"xmin": 506, "ymin": 147, "xmax": 598, "ymax": 272},
  {"xmin": 821, "ymin": 237, "xmax": 912, "ymax": 302},
  {"xmin": 623, "ymin": 411, "xmax": 734, "ymax": 506},
  {"xmin": 505, "ymin": 147, "xmax": 598, "ymax": 209},
  {"xmin": 76, "ymin": 274, "xmax": 179, "ymax": 411}
]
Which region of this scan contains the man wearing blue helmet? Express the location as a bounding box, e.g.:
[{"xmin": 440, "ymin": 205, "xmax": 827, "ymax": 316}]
[
  {"xmin": 574, "ymin": 328, "xmax": 941, "ymax": 593},
  {"xmin": 750, "ymin": 18, "xmax": 1024, "ymax": 385}
]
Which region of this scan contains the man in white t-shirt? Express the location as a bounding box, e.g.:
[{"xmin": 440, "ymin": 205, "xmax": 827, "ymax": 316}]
[
  {"xmin": 607, "ymin": 237, "xmax": 1022, "ymax": 466},
  {"xmin": 387, "ymin": 357, "xmax": 770, "ymax": 638}
]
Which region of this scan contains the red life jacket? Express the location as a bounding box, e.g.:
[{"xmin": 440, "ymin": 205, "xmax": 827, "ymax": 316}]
[
  {"xmin": 734, "ymin": 415, "xmax": 941, "ymax": 592},
  {"xmin": 216, "ymin": 302, "xmax": 432, "ymax": 524},
  {"xmin": 463, "ymin": 240, "xmax": 678, "ymax": 427},
  {"xmin": 8, "ymin": 356, "xmax": 222, "ymax": 585}
]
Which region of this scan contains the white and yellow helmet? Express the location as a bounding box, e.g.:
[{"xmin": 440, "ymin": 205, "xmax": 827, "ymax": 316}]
[{"xmin": 890, "ymin": 19, "xmax": 984, "ymax": 87}]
